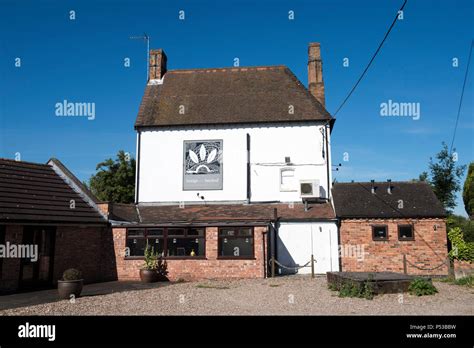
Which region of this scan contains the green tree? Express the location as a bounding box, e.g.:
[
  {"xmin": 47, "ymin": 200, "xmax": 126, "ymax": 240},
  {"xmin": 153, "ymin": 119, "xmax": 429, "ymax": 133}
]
[
  {"xmin": 87, "ymin": 150, "xmax": 136, "ymax": 203},
  {"xmin": 418, "ymin": 172, "xmax": 429, "ymax": 182},
  {"xmin": 421, "ymin": 142, "xmax": 466, "ymax": 213},
  {"xmin": 463, "ymin": 162, "xmax": 474, "ymax": 217},
  {"xmin": 447, "ymin": 215, "xmax": 474, "ymax": 243}
]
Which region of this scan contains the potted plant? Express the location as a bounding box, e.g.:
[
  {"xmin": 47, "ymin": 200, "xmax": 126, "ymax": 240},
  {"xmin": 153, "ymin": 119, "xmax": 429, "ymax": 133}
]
[
  {"xmin": 57, "ymin": 268, "xmax": 83, "ymax": 299},
  {"xmin": 139, "ymin": 243, "xmax": 168, "ymax": 283}
]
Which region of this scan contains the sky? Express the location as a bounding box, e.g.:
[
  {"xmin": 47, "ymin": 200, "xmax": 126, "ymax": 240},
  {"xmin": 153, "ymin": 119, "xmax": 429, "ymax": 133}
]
[{"xmin": 0, "ymin": 0, "xmax": 473, "ymax": 216}]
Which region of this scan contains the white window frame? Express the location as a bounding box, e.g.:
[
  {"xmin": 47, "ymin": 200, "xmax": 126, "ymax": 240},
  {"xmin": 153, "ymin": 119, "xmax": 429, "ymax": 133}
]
[{"xmin": 280, "ymin": 168, "xmax": 297, "ymax": 192}]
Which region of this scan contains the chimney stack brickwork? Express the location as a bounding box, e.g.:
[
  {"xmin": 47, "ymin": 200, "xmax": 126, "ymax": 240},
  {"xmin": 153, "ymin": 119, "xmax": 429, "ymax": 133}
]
[
  {"xmin": 307, "ymin": 42, "xmax": 325, "ymax": 107},
  {"xmin": 149, "ymin": 49, "xmax": 167, "ymax": 80}
]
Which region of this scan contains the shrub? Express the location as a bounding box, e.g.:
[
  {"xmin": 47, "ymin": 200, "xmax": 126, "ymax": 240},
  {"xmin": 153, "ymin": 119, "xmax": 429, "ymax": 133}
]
[
  {"xmin": 408, "ymin": 278, "xmax": 438, "ymax": 296},
  {"xmin": 62, "ymin": 268, "xmax": 82, "ymax": 281},
  {"xmin": 338, "ymin": 280, "xmax": 374, "ymax": 300},
  {"xmin": 448, "ymin": 227, "xmax": 474, "ymax": 262},
  {"xmin": 142, "ymin": 242, "xmax": 168, "ymax": 277}
]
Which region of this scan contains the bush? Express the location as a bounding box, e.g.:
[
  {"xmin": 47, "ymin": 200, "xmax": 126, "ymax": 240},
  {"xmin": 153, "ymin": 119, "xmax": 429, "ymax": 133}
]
[
  {"xmin": 142, "ymin": 242, "xmax": 168, "ymax": 277},
  {"xmin": 62, "ymin": 268, "xmax": 82, "ymax": 281},
  {"xmin": 408, "ymin": 278, "xmax": 438, "ymax": 296},
  {"xmin": 448, "ymin": 227, "xmax": 474, "ymax": 262},
  {"xmin": 338, "ymin": 279, "xmax": 374, "ymax": 300}
]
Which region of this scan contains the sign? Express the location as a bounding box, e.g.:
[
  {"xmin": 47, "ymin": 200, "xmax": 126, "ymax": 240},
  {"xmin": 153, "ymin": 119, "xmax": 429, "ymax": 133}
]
[{"xmin": 183, "ymin": 140, "xmax": 223, "ymax": 190}]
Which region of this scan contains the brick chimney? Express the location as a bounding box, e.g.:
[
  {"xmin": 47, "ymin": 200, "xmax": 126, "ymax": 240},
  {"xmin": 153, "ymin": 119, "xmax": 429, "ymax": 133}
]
[
  {"xmin": 308, "ymin": 42, "xmax": 325, "ymax": 107},
  {"xmin": 149, "ymin": 49, "xmax": 167, "ymax": 80}
]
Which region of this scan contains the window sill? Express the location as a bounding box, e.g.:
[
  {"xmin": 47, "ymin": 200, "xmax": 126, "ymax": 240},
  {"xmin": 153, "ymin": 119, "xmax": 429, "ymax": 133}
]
[
  {"xmin": 372, "ymin": 239, "xmax": 389, "ymax": 242},
  {"xmin": 398, "ymin": 239, "xmax": 415, "ymax": 242}
]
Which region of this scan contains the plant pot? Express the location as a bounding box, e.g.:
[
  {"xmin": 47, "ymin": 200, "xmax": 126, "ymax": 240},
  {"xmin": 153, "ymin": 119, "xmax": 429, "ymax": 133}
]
[
  {"xmin": 140, "ymin": 269, "xmax": 160, "ymax": 283},
  {"xmin": 57, "ymin": 279, "xmax": 83, "ymax": 299}
]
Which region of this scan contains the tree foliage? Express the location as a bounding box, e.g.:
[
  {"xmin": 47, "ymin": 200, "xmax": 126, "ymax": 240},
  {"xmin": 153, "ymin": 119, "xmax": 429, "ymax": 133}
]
[
  {"xmin": 87, "ymin": 150, "xmax": 136, "ymax": 203},
  {"xmin": 447, "ymin": 215, "xmax": 474, "ymax": 243},
  {"xmin": 421, "ymin": 142, "xmax": 466, "ymax": 213},
  {"xmin": 448, "ymin": 227, "xmax": 474, "ymax": 262},
  {"xmin": 463, "ymin": 162, "xmax": 474, "ymax": 217}
]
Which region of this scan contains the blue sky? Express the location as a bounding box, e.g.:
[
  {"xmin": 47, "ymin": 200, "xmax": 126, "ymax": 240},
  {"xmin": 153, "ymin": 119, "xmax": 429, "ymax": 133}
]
[{"xmin": 0, "ymin": 0, "xmax": 473, "ymax": 216}]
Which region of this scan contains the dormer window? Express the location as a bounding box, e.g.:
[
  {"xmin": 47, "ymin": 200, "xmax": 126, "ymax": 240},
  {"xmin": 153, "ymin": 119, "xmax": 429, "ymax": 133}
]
[{"xmin": 280, "ymin": 168, "xmax": 297, "ymax": 192}]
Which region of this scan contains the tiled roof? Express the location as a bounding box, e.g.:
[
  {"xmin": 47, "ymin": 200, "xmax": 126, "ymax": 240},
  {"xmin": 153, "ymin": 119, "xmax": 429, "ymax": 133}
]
[
  {"xmin": 135, "ymin": 66, "xmax": 332, "ymax": 128},
  {"xmin": 332, "ymin": 181, "xmax": 446, "ymax": 219},
  {"xmin": 109, "ymin": 202, "xmax": 336, "ymax": 225},
  {"xmin": 0, "ymin": 158, "xmax": 106, "ymax": 224}
]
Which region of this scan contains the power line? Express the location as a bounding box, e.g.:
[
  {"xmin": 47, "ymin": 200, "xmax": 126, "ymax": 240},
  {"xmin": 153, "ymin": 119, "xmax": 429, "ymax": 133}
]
[
  {"xmin": 449, "ymin": 40, "xmax": 474, "ymax": 154},
  {"xmin": 333, "ymin": 0, "xmax": 407, "ymax": 117}
]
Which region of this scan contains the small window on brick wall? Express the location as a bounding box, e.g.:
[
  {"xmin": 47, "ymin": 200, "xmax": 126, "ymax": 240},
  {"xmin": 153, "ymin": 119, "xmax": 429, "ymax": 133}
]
[
  {"xmin": 398, "ymin": 225, "xmax": 414, "ymax": 241},
  {"xmin": 372, "ymin": 225, "xmax": 388, "ymax": 241}
]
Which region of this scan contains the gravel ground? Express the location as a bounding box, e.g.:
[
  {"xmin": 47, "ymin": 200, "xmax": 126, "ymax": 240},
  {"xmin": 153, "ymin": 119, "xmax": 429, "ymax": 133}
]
[{"xmin": 1, "ymin": 275, "xmax": 473, "ymax": 316}]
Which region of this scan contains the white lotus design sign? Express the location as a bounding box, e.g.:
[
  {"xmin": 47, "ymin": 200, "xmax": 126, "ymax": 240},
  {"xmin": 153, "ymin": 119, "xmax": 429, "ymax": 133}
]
[{"xmin": 183, "ymin": 140, "xmax": 223, "ymax": 190}]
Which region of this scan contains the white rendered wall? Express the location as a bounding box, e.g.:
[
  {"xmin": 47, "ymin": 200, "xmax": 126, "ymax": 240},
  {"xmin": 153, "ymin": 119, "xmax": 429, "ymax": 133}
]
[
  {"xmin": 138, "ymin": 123, "xmax": 331, "ymax": 203},
  {"xmin": 277, "ymin": 222, "xmax": 339, "ymax": 274}
]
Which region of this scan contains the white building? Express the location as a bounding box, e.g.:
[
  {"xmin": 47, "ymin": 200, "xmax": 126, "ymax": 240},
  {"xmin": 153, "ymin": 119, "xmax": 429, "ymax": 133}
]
[{"xmin": 113, "ymin": 43, "xmax": 339, "ymax": 279}]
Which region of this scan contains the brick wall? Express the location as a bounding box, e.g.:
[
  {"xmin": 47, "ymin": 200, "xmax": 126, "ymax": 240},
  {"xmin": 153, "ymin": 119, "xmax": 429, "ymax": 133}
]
[
  {"xmin": 339, "ymin": 218, "xmax": 448, "ymax": 276},
  {"xmin": 54, "ymin": 225, "xmax": 116, "ymax": 284},
  {"xmin": 112, "ymin": 226, "xmax": 268, "ymax": 281}
]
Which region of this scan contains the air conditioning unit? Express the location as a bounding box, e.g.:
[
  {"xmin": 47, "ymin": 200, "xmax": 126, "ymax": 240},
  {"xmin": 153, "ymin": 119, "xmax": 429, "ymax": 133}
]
[{"xmin": 299, "ymin": 179, "xmax": 320, "ymax": 199}]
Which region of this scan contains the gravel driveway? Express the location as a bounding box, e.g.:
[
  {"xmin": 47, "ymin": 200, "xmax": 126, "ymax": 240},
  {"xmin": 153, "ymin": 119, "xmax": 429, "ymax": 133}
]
[{"xmin": 1, "ymin": 275, "xmax": 472, "ymax": 315}]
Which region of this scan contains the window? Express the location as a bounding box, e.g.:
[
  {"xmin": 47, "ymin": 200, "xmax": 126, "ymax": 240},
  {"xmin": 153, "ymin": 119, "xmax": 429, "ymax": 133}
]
[
  {"xmin": 218, "ymin": 227, "xmax": 254, "ymax": 258},
  {"xmin": 126, "ymin": 229, "xmax": 147, "ymax": 256},
  {"xmin": 372, "ymin": 225, "xmax": 388, "ymax": 241},
  {"xmin": 147, "ymin": 229, "xmax": 165, "ymax": 256},
  {"xmin": 126, "ymin": 228, "xmax": 205, "ymax": 258},
  {"xmin": 398, "ymin": 225, "xmax": 414, "ymax": 241},
  {"xmin": 280, "ymin": 168, "xmax": 296, "ymax": 192},
  {"xmin": 166, "ymin": 228, "xmax": 205, "ymax": 257}
]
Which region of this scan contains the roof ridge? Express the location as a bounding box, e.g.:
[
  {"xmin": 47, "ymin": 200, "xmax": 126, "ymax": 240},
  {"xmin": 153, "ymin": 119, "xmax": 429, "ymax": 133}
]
[
  {"xmin": 167, "ymin": 65, "xmax": 287, "ymax": 74},
  {"xmin": 0, "ymin": 158, "xmax": 51, "ymax": 168}
]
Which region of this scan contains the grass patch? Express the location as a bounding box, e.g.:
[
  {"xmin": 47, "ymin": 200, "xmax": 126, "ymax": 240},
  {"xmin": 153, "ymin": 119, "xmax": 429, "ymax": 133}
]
[
  {"xmin": 436, "ymin": 275, "xmax": 473, "ymax": 287},
  {"xmin": 196, "ymin": 283, "xmax": 230, "ymax": 290},
  {"xmin": 269, "ymin": 284, "xmax": 281, "ymax": 287},
  {"xmin": 408, "ymin": 278, "xmax": 438, "ymax": 296},
  {"xmin": 454, "ymin": 275, "xmax": 474, "ymax": 287}
]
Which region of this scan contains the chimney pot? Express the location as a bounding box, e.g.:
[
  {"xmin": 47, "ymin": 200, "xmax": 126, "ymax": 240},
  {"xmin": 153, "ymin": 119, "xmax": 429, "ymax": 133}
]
[
  {"xmin": 371, "ymin": 180, "xmax": 375, "ymax": 194},
  {"xmin": 149, "ymin": 49, "xmax": 167, "ymax": 80},
  {"xmin": 387, "ymin": 179, "xmax": 392, "ymax": 194},
  {"xmin": 308, "ymin": 42, "xmax": 325, "ymax": 107}
]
